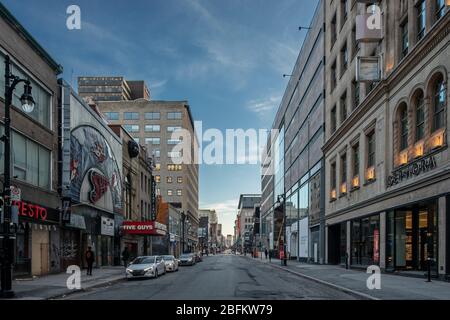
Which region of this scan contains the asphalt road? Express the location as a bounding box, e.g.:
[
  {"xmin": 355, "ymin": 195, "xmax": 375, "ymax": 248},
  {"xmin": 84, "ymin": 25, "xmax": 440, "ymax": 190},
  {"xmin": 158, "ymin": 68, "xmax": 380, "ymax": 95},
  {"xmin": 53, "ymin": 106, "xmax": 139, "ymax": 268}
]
[{"xmin": 61, "ymin": 254, "xmax": 356, "ymax": 300}]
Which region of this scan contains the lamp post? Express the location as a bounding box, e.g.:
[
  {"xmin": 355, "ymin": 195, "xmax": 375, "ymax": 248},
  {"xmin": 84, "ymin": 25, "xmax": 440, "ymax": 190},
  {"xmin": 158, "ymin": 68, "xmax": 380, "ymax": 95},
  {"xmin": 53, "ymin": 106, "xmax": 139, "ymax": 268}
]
[
  {"xmin": 1, "ymin": 55, "xmax": 35, "ymax": 298},
  {"xmin": 276, "ymin": 194, "xmax": 287, "ymax": 266}
]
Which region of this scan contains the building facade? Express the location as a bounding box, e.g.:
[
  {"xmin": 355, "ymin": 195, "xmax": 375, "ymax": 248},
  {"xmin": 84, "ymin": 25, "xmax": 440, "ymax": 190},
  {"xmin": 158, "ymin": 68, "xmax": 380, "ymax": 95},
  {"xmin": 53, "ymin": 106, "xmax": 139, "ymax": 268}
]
[
  {"xmin": 260, "ymin": 0, "xmax": 325, "ymax": 263},
  {"xmin": 94, "ymin": 98, "xmax": 200, "ymax": 252},
  {"xmin": 324, "ymin": 1, "xmax": 449, "ymax": 279},
  {"xmin": 78, "ymin": 77, "xmax": 150, "ymax": 102},
  {"xmin": 237, "ymin": 195, "xmax": 261, "ymax": 254},
  {"xmin": 0, "ymin": 3, "xmax": 63, "ymax": 276}
]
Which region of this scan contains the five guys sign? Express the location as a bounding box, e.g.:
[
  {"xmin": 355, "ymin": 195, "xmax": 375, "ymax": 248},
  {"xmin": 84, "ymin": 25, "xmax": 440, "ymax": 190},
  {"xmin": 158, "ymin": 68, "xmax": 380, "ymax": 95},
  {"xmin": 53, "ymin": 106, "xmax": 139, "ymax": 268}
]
[{"xmin": 121, "ymin": 221, "xmax": 166, "ymax": 235}]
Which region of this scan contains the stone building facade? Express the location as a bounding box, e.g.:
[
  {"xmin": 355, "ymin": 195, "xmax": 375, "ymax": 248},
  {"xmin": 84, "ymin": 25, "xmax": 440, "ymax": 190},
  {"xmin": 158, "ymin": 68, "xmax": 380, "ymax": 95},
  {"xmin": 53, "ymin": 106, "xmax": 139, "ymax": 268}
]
[{"xmin": 324, "ymin": 0, "xmax": 449, "ymax": 279}]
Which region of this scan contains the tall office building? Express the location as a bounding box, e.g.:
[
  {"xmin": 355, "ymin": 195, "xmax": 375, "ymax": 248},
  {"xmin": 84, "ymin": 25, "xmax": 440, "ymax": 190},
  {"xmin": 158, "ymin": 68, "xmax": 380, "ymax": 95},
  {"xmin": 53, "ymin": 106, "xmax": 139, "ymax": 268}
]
[{"xmin": 87, "ymin": 86, "xmax": 200, "ymax": 253}]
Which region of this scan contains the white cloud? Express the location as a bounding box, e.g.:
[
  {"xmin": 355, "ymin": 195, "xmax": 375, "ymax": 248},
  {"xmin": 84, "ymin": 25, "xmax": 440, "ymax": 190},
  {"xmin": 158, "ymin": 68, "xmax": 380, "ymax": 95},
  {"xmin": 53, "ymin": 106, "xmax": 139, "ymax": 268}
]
[{"xmin": 246, "ymin": 95, "xmax": 282, "ymax": 116}]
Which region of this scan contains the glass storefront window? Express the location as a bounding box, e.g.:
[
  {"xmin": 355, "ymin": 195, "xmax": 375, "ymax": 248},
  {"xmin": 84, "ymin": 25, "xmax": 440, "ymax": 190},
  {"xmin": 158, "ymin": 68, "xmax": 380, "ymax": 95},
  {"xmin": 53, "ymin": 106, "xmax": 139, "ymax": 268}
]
[
  {"xmin": 286, "ymin": 191, "xmax": 299, "ymax": 227},
  {"xmin": 351, "ymin": 215, "xmax": 380, "ymax": 266},
  {"xmin": 340, "ymin": 222, "xmax": 347, "ymax": 264},
  {"xmin": 299, "ymin": 183, "xmax": 309, "ymax": 220}
]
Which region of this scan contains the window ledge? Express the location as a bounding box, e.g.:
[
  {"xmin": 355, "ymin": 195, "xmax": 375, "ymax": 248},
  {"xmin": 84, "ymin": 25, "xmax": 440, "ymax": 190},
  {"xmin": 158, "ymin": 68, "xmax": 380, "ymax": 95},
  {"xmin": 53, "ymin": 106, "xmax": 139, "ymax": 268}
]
[
  {"xmin": 350, "ymin": 186, "xmax": 360, "ymax": 192},
  {"xmin": 364, "ymin": 179, "xmax": 376, "ymax": 186}
]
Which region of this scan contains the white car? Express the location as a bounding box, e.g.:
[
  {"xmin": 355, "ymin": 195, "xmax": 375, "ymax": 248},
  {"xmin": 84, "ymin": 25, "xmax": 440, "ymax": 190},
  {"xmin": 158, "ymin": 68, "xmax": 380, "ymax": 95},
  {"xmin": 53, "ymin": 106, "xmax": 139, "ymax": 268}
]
[
  {"xmin": 162, "ymin": 255, "xmax": 179, "ymax": 272},
  {"xmin": 126, "ymin": 256, "xmax": 166, "ymax": 280}
]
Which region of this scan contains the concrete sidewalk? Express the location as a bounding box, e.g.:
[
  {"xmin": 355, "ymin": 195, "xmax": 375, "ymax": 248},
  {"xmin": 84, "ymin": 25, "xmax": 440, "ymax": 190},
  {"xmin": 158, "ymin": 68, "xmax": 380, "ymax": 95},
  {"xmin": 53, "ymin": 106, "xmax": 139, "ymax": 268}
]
[
  {"xmin": 5, "ymin": 266, "xmax": 126, "ymax": 300},
  {"xmin": 244, "ymin": 256, "xmax": 450, "ymax": 300}
]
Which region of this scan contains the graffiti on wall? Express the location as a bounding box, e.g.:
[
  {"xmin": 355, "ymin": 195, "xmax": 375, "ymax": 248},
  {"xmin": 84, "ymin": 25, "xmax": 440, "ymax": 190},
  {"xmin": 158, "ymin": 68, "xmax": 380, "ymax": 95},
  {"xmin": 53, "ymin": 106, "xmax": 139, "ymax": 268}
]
[{"xmin": 70, "ymin": 126, "xmax": 122, "ymax": 213}]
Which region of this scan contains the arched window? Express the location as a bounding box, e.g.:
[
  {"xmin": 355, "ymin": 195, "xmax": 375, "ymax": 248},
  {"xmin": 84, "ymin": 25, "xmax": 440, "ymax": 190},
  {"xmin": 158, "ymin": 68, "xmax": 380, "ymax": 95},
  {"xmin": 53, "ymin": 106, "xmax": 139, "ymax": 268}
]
[
  {"xmin": 398, "ymin": 103, "xmax": 408, "ymax": 151},
  {"xmin": 432, "ymin": 76, "xmax": 446, "ymax": 132},
  {"xmin": 414, "ymin": 91, "xmax": 425, "ymax": 141}
]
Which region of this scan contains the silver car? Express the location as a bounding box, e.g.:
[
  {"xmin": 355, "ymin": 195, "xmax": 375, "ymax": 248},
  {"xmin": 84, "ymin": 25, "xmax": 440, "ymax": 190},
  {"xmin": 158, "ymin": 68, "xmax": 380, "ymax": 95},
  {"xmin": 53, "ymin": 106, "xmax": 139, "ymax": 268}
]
[
  {"xmin": 162, "ymin": 255, "xmax": 179, "ymax": 272},
  {"xmin": 126, "ymin": 256, "xmax": 166, "ymax": 280}
]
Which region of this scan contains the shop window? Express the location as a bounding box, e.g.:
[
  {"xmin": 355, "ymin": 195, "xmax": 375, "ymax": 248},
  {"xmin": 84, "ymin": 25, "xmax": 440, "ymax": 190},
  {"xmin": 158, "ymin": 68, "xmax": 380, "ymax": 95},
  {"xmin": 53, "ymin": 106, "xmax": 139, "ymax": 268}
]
[{"xmin": 351, "ymin": 215, "xmax": 380, "ymax": 266}]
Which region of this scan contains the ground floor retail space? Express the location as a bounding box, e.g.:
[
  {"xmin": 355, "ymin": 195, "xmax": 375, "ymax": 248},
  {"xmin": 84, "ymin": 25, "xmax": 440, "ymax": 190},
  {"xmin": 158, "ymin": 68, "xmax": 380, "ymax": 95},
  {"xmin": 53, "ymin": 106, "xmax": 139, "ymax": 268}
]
[{"xmin": 327, "ymin": 195, "xmax": 449, "ymax": 279}]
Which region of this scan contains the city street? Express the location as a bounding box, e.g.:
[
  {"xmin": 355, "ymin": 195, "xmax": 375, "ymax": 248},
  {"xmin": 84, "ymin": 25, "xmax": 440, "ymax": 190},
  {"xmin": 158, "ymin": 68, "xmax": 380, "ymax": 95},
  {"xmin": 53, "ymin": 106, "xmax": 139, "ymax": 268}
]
[{"xmin": 59, "ymin": 255, "xmax": 356, "ymax": 300}]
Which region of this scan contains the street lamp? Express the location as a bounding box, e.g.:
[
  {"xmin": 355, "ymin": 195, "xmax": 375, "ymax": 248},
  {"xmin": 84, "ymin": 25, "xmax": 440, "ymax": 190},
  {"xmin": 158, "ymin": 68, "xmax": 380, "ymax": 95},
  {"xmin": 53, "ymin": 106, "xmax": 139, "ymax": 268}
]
[
  {"xmin": 276, "ymin": 194, "xmax": 287, "ymax": 266},
  {"xmin": 1, "ymin": 55, "xmax": 35, "ymax": 298}
]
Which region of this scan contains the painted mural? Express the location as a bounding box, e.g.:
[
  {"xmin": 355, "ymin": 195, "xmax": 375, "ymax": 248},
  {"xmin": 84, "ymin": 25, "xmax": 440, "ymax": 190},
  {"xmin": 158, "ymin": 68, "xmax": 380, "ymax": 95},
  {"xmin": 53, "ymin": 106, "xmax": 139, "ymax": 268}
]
[{"xmin": 70, "ymin": 125, "xmax": 122, "ymax": 213}]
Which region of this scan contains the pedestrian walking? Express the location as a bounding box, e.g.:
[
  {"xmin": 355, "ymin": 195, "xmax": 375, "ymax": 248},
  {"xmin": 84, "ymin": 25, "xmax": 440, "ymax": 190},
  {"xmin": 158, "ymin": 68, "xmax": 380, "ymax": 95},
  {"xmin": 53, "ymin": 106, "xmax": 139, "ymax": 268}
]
[
  {"xmin": 85, "ymin": 246, "xmax": 95, "ymax": 276},
  {"xmin": 268, "ymin": 249, "xmax": 272, "ymax": 262},
  {"xmin": 121, "ymin": 246, "xmax": 130, "ymax": 267},
  {"xmin": 264, "ymin": 248, "xmax": 268, "ymax": 260}
]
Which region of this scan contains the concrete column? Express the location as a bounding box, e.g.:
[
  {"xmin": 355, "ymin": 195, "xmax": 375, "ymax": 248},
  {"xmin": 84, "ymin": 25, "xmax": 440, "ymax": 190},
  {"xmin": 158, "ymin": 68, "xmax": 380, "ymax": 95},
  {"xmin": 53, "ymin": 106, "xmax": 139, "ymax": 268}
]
[
  {"xmin": 438, "ymin": 196, "xmax": 446, "ymax": 276},
  {"xmin": 379, "ymin": 211, "xmax": 386, "ymax": 270},
  {"xmin": 325, "ymin": 225, "xmax": 329, "ymax": 264},
  {"xmin": 346, "ymin": 220, "xmax": 351, "ymax": 264}
]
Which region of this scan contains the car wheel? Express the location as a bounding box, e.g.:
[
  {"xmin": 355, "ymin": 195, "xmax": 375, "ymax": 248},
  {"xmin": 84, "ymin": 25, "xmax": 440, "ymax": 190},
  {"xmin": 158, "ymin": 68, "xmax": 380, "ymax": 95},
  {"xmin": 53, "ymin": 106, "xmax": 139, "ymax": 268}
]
[{"xmin": 155, "ymin": 270, "xmax": 158, "ymax": 278}]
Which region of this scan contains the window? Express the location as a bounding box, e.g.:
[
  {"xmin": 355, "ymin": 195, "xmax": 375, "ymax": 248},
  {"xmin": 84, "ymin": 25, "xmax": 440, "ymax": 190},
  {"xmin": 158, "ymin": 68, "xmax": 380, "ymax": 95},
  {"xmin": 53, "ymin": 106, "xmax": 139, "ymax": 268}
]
[
  {"xmin": 167, "ymin": 176, "xmax": 173, "ymax": 183},
  {"xmin": 341, "ymin": 43, "xmax": 348, "ymax": 75},
  {"xmin": 167, "ymin": 139, "xmax": 182, "ymax": 145},
  {"xmin": 331, "ymin": 13, "xmax": 337, "ymax": 48},
  {"xmin": 352, "ymin": 143, "xmax": 360, "ymax": 187},
  {"xmin": 177, "ymin": 189, "xmax": 182, "ymax": 196},
  {"xmin": 123, "ymin": 124, "xmax": 139, "ymax": 133},
  {"xmin": 145, "ymin": 112, "xmax": 160, "ymax": 120},
  {"xmin": 367, "ymin": 131, "xmax": 376, "ymax": 169},
  {"xmin": 104, "ymin": 112, "xmax": 119, "ymax": 120},
  {"xmin": 415, "ymin": 92, "xmax": 425, "ymax": 141},
  {"xmin": 154, "ymin": 163, "xmax": 161, "ymax": 171},
  {"xmin": 399, "ymin": 105, "xmax": 409, "ymax": 150},
  {"xmin": 124, "ymin": 112, "xmax": 139, "ymax": 120},
  {"xmin": 167, "ymin": 190, "xmax": 173, "ymax": 196},
  {"xmin": 155, "ymin": 176, "xmax": 161, "ymax": 183},
  {"xmin": 177, "ymin": 177, "xmax": 183, "ymax": 183},
  {"xmin": 167, "ymin": 126, "xmax": 182, "ymax": 132},
  {"xmin": 340, "ymin": 92, "xmax": 347, "ymax": 123},
  {"xmin": 330, "ymin": 162, "xmax": 337, "ymax": 200},
  {"xmin": 401, "ymin": 20, "xmax": 409, "ymax": 58},
  {"xmin": 0, "ymin": 52, "xmax": 52, "ymax": 128},
  {"xmin": 133, "ymin": 137, "xmax": 140, "ymax": 144},
  {"xmin": 331, "ymin": 61, "xmax": 337, "ymax": 91},
  {"xmin": 341, "ymin": 0, "xmax": 348, "ymax": 28},
  {"xmin": 168, "ymin": 164, "xmax": 183, "ymax": 171},
  {"xmin": 145, "ymin": 125, "xmax": 160, "ymax": 132},
  {"xmin": 145, "ymin": 137, "xmax": 160, "ymax": 145},
  {"xmin": 433, "ymin": 78, "xmax": 446, "ymax": 132},
  {"xmin": 167, "ymin": 112, "xmax": 182, "ymax": 120},
  {"xmin": 152, "ymin": 149, "xmax": 161, "ymax": 158},
  {"xmin": 436, "ymin": 0, "xmax": 446, "ymax": 20},
  {"xmin": 417, "ymin": 0, "xmax": 426, "ymax": 41},
  {"xmin": 8, "ymin": 131, "xmax": 51, "ymax": 189},
  {"xmin": 331, "ymin": 106, "xmax": 337, "ymax": 134},
  {"xmin": 351, "ymin": 25, "xmax": 360, "ymax": 58},
  {"xmin": 353, "ymin": 80, "xmax": 360, "ymax": 110},
  {"xmin": 168, "ymin": 151, "xmax": 182, "ymax": 158},
  {"xmin": 340, "ymin": 153, "xmax": 347, "ymax": 194}
]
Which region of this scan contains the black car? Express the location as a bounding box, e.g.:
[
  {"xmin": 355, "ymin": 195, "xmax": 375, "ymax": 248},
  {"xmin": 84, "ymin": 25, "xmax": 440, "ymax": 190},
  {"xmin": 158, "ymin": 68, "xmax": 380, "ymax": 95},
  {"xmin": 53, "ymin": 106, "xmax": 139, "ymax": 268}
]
[
  {"xmin": 179, "ymin": 253, "xmax": 196, "ymax": 266},
  {"xmin": 194, "ymin": 253, "xmax": 203, "ymax": 262}
]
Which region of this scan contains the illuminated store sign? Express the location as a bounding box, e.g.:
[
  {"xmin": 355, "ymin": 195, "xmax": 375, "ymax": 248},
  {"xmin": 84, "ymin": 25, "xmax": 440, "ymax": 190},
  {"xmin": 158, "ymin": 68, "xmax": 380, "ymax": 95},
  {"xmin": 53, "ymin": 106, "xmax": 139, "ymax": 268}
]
[{"xmin": 387, "ymin": 155, "xmax": 436, "ymax": 187}]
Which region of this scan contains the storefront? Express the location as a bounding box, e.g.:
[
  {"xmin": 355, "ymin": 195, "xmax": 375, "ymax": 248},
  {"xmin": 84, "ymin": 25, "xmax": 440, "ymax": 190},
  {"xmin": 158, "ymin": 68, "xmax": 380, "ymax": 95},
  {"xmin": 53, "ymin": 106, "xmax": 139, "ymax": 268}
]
[
  {"xmin": 121, "ymin": 221, "xmax": 167, "ymax": 256},
  {"xmin": 350, "ymin": 214, "xmax": 380, "ymax": 267},
  {"xmin": 386, "ymin": 200, "xmax": 438, "ymax": 275},
  {"xmin": 12, "ymin": 200, "xmax": 61, "ymax": 277}
]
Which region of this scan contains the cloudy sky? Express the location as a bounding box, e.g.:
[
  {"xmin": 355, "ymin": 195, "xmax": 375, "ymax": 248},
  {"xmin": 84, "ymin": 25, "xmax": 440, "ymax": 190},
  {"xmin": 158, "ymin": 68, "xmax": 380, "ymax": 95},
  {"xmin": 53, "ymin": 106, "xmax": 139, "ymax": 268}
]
[{"xmin": 3, "ymin": 0, "xmax": 319, "ymax": 236}]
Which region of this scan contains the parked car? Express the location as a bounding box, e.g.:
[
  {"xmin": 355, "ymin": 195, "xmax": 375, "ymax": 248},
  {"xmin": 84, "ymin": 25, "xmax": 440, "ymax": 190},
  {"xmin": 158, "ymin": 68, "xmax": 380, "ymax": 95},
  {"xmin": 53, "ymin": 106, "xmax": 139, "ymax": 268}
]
[
  {"xmin": 162, "ymin": 255, "xmax": 179, "ymax": 272},
  {"xmin": 194, "ymin": 253, "xmax": 203, "ymax": 262},
  {"xmin": 126, "ymin": 256, "xmax": 166, "ymax": 280},
  {"xmin": 179, "ymin": 253, "xmax": 196, "ymax": 266}
]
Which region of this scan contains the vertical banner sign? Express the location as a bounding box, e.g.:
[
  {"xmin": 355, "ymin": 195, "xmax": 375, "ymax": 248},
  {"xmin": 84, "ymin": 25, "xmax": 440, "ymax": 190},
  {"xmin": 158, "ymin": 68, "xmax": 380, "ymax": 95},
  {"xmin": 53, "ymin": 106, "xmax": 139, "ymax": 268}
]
[
  {"xmin": 151, "ymin": 176, "xmax": 157, "ymax": 221},
  {"xmin": 62, "ymin": 197, "xmax": 71, "ymax": 223}
]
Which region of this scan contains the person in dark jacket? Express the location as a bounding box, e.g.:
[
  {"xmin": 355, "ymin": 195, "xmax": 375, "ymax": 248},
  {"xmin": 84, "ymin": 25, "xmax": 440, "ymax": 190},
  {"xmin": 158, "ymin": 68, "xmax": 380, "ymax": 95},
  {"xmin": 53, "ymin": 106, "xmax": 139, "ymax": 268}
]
[
  {"xmin": 264, "ymin": 248, "xmax": 268, "ymax": 260},
  {"xmin": 121, "ymin": 247, "xmax": 130, "ymax": 267},
  {"xmin": 85, "ymin": 247, "xmax": 95, "ymax": 276}
]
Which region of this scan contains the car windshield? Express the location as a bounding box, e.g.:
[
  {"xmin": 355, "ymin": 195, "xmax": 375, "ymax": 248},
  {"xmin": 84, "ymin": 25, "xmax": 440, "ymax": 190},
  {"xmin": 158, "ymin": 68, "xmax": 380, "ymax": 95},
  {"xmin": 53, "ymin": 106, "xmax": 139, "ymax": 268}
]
[
  {"xmin": 131, "ymin": 256, "xmax": 155, "ymax": 265},
  {"xmin": 163, "ymin": 256, "xmax": 174, "ymax": 261},
  {"xmin": 180, "ymin": 254, "xmax": 192, "ymax": 259}
]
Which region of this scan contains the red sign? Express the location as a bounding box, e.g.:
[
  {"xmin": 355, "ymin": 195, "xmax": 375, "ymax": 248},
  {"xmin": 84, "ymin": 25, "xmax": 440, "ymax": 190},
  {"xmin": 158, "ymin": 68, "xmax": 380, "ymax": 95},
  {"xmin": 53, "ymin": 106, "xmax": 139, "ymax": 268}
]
[
  {"xmin": 12, "ymin": 200, "xmax": 48, "ymax": 222},
  {"xmin": 280, "ymin": 250, "xmax": 285, "ymax": 260},
  {"xmin": 121, "ymin": 221, "xmax": 167, "ymax": 236},
  {"xmin": 373, "ymin": 229, "xmax": 380, "ymax": 263},
  {"xmin": 88, "ymin": 170, "xmax": 110, "ymax": 204}
]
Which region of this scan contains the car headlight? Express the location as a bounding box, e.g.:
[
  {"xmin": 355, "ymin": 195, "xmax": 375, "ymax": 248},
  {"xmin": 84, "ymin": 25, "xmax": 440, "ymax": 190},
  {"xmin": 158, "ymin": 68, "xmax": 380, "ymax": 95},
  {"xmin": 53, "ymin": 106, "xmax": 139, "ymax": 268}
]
[
  {"xmin": 144, "ymin": 267, "xmax": 153, "ymax": 272},
  {"xmin": 126, "ymin": 268, "xmax": 133, "ymax": 273}
]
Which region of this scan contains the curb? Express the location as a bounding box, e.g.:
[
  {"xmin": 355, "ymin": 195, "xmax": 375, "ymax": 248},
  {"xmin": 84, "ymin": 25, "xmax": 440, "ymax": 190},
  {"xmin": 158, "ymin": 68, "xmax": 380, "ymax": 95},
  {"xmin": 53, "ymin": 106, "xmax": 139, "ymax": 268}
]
[
  {"xmin": 241, "ymin": 256, "xmax": 379, "ymax": 300},
  {"xmin": 46, "ymin": 276, "xmax": 126, "ymax": 300}
]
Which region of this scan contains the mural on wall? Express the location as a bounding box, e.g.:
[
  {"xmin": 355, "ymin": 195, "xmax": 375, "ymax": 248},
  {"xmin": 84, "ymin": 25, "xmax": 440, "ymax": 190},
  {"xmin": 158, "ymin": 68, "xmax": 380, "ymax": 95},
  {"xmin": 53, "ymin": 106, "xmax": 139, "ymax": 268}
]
[{"xmin": 70, "ymin": 125, "xmax": 122, "ymax": 213}]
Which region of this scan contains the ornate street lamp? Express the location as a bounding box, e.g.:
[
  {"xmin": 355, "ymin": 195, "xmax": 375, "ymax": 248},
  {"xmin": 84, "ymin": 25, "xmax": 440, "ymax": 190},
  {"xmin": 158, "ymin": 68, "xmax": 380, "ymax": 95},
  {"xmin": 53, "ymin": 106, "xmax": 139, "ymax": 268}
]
[{"xmin": 1, "ymin": 55, "xmax": 35, "ymax": 298}]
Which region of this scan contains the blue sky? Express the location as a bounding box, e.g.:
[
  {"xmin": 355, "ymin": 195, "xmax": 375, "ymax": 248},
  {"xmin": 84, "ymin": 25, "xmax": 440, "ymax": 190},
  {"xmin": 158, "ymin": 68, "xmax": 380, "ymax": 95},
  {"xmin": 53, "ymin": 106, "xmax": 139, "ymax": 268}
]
[{"xmin": 2, "ymin": 0, "xmax": 318, "ymax": 236}]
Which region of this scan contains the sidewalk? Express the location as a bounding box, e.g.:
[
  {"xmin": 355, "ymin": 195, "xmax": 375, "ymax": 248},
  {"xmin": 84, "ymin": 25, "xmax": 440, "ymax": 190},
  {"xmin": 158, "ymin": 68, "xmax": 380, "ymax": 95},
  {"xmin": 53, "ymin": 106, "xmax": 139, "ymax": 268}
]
[
  {"xmin": 244, "ymin": 256, "xmax": 450, "ymax": 300},
  {"xmin": 5, "ymin": 266, "xmax": 126, "ymax": 300}
]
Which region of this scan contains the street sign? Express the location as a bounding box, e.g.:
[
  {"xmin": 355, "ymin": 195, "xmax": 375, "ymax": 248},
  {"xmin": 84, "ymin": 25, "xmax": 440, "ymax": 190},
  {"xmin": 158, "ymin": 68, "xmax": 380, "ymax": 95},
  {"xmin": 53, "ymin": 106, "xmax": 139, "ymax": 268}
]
[
  {"xmin": 62, "ymin": 197, "xmax": 71, "ymax": 223},
  {"xmin": 10, "ymin": 186, "xmax": 21, "ymax": 201}
]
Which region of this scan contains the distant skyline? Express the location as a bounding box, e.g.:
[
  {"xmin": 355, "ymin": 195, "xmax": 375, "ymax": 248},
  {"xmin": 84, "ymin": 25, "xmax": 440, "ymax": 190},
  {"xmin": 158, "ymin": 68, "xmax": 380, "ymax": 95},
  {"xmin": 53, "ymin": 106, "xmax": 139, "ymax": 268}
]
[{"xmin": 2, "ymin": 0, "xmax": 319, "ymax": 235}]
